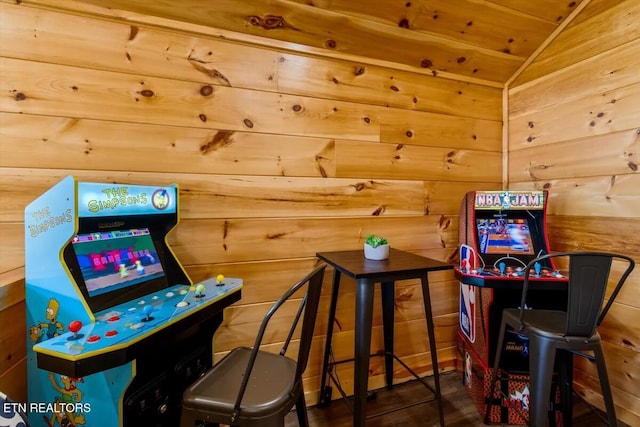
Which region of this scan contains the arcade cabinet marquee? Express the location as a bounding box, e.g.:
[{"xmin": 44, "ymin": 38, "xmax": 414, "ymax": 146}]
[{"xmin": 24, "ymin": 176, "xmax": 242, "ymax": 427}]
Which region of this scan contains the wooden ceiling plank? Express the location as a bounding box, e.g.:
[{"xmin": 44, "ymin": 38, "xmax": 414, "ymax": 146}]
[
  {"xmin": 13, "ymin": 0, "xmax": 503, "ymax": 86},
  {"xmin": 505, "ymin": 0, "xmax": 592, "ymax": 88},
  {"xmin": 288, "ymin": 0, "xmax": 556, "ymax": 58},
  {"xmin": 512, "ymin": 0, "xmax": 640, "ymax": 86},
  {"xmin": 487, "ymin": 0, "xmax": 584, "ymax": 24},
  {"xmin": 30, "ymin": 0, "xmax": 521, "ymax": 83}
]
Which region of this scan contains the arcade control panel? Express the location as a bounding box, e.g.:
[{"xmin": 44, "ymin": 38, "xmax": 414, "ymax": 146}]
[
  {"xmin": 455, "ymin": 263, "xmax": 567, "ymax": 290},
  {"xmin": 33, "ymin": 277, "xmax": 242, "ymax": 377}
]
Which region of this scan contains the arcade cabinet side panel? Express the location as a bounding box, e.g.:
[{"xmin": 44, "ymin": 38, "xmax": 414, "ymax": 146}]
[
  {"xmin": 540, "ymin": 189, "xmax": 553, "ymax": 256},
  {"xmin": 457, "ymin": 191, "xmax": 492, "ymax": 362},
  {"xmin": 24, "ymin": 176, "xmax": 87, "ymax": 425},
  {"xmin": 459, "ymin": 284, "xmax": 492, "ymax": 362},
  {"xmin": 458, "ymin": 191, "xmax": 476, "ymax": 247}
]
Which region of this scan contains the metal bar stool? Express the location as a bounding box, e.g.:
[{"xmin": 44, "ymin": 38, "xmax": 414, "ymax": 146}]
[
  {"xmin": 486, "ymin": 252, "xmax": 635, "ymax": 427},
  {"xmin": 180, "ymin": 264, "xmax": 327, "ymax": 427}
]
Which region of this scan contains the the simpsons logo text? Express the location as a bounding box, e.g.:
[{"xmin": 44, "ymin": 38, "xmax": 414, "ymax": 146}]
[
  {"xmin": 88, "ymin": 186, "xmax": 148, "ymax": 213},
  {"xmin": 28, "ymin": 207, "xmax": 73, "ymax": 238}
]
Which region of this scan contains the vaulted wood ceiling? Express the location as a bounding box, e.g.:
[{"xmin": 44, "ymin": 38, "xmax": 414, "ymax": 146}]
[{"xmin": 72, "ymin": 0, "xmax": 585, "ymax": 85}]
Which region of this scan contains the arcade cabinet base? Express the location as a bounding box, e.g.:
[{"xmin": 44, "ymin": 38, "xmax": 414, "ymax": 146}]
[{"xmin": 456, "ymin": 333, "xmax": 564, "ymax": 426}]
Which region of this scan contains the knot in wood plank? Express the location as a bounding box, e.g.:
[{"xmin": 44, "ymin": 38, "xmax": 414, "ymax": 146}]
[
  {"xmin": 247, "ymin": 14, "xmax": 290, "ymax": 30},
  {"xmin": 200, "ymin": 85, "xmax": 214, "ymax": 96},
  {"xmin": 371, "ymin": 205, "xmax": 386, "ymax": 216}
]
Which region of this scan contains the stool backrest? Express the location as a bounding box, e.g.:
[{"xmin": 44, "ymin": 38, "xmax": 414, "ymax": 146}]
[
  {"xmin": 287, "ymin": 263, "xmax": 326, "ymax": 379},
  {"xmin": 232, "ymin": 263, "xmax": 327, "ymax": 415},
  {"xmin": 520, "ymin": 252, "xmax": 635, "ymax": 337}
]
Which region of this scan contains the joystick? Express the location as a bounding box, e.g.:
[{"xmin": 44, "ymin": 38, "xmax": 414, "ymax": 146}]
[
  {"xmin": 142, "ymin": 304, "xmax": 154, "ymax": 322},
  {"xmin": 67, "ymin": 320, "xmax": 83, "ymax": 341},
  {"xmin": 195, "ymin": 284, "xmax": 205, "ymax": 298},
  {"xmin": 498, "ymin": 262, "xmax": 506, "ymax": 276},
  {"xmin": 534, "ymin": 262, "xmax": 541, "ymax": 277},
  {"xmin": 216, "ymin": 274, "xmax": 225, "ymax": 286}
]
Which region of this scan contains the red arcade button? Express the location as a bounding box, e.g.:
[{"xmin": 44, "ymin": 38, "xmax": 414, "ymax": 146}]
[
  {"xmin": 87, "ymin": 335, "xmax": 101, "ymax": 343},
  {"xmin": 68, "ymin": 320, "xmax": 82, "ymax": 333},
  {"xmin": 105, "ymin": 330, "xmax": 118, "ymax": 337},
  {"xmin": 108, "ymin": 316, "xmax": 120, "ymax": 322}
]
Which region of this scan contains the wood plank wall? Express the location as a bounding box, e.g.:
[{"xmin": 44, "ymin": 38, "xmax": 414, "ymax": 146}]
[
  {"xmin": 0, "ymin": 0, "xmax": 503, "ymax": 405},
  {"xmin": 507, "ymin": 0, "xmax": 640, "ymax": 424}
]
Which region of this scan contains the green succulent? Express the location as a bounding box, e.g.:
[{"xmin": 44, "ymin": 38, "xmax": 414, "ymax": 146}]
[{"xmin": 365, "ymin": 234, "xmax": 388, "ymax": 248}]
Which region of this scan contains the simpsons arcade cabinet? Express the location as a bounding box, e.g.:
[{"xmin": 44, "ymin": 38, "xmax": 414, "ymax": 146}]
[{"xmin": 25, "ymin": 176, "xmax": 242, "ymax": 427}]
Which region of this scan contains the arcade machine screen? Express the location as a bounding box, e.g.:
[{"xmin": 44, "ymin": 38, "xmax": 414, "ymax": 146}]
[
  {"xmin": 477, "ymin": 218, "xmax": 534, "ymax": 255},
  {"xmin": 66, "ymin": 228, "xmax": 169, "ymax": 312},
  {"xmin": 469, "ymin": 207, "xmax": 553, "ymax": 273}
]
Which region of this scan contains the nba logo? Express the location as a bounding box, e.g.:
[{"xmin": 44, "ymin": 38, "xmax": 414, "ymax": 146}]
[
  {"xmin": 460, "ymin": 244, "xmax": 476, "ymax": 272},
  {"xmin": 460, "ymin": 284, "xmax": 476, "ymax": 343}
]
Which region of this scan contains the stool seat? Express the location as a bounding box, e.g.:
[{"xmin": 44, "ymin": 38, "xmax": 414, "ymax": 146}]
[
  {"xmin": 503, "ymin": 309, "xmax": 573, "ymax": 338},
  {"xmin": 182, "ymin": 347, "xmax": 297, "ymax": 418}
]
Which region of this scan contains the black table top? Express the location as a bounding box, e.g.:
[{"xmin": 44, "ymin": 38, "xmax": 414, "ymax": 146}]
[{"xmin": 316, "ymin": 249, "xmax": 453, "ymax": 280}]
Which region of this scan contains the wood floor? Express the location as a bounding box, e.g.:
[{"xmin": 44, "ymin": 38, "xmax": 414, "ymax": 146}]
[{"xmin": 286, "ymin": 370, "xmax": 626, "ymax": 427}]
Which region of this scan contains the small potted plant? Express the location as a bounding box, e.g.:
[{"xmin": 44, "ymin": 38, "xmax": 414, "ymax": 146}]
[{"xmin": 364, "ymin": 234, "xmax": 389, "ymax": 260}]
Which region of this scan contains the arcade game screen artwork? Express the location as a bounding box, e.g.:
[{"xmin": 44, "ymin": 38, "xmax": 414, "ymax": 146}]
[
  {"xmin": 476, "ymin": 218, "xmax": 534, "ymax": 255},
  {"xmin": 70, "ymin": 228, "xmax": 165, "ymax": 297}
]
